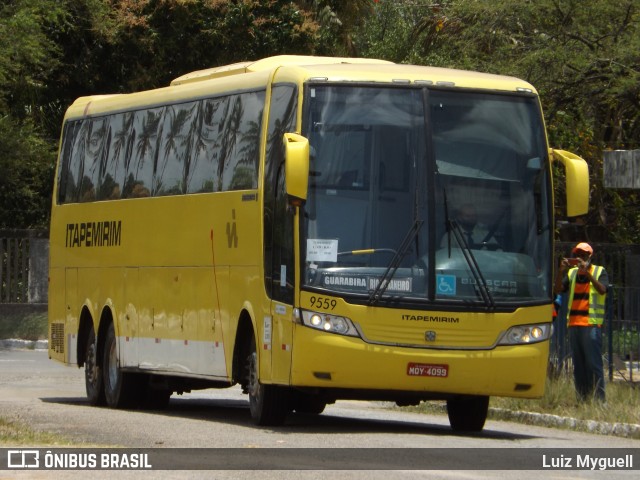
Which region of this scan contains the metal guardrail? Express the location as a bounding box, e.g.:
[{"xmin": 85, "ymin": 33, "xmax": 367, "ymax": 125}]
[{"xmin": 607, "ymin": 286, "xmax": 640, "ymax": 382}]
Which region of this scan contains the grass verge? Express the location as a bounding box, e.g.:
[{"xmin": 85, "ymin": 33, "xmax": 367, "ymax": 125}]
[
  {"xmin": 410, "ymin": 373, "xmax": 640, "ymax": 436},
  {"xmin": 490, "ymin": 374, "xmax": 640, "ymax": 425},
  {"xmin": 0, "ymin": 312, "xmax": 47, "ymax": 341},
  {"xmin": 0, "ymin": 417, "xmax": 72, "ymax": 446}
]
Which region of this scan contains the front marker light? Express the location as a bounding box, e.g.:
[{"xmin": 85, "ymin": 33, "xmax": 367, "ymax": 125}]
[
  {"xmin": 301, "ymin": 310, "xmax": 360, "ymax": 337},
  {"xmin": 498, "ymin": 323, "xmax": 551, "ymax": 346}
]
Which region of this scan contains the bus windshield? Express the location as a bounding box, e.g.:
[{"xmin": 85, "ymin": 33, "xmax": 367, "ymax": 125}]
[{"xmin": 302, "ymin": 85, "xmax": 551, "ymax": 307}]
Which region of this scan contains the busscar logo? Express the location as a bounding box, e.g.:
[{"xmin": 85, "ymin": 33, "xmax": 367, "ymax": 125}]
[{"xmin": 8, "ymin": 450, "xmax": 39, "ymax": 468}]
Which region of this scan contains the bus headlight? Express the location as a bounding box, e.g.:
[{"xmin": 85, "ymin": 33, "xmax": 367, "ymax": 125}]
[
  {"xmin": 497, "ymin": 324, "xmax": 551, "ymax": 345},
  {"xmin": 300, "ymin": 310, "xmax": 360, "ymax": 337}
]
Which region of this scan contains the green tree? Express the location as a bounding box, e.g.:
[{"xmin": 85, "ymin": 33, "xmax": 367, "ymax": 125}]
[
  {"xmin": 99, "ymin": 0, "xmax": 318, "ymax": 91},
  {"xmin": 349, "ymin": 0, "xmax": 420, "ymax": 61},
  {"xmin": 296, "ymin": 0, "xmax": 384, "ymax": 55},
  {"xmin": 0, "ymin": 0, "xmax": 64, "ymax": 115},
  {"xmin": 0, "ymin": 117, "xmax": 54, "ymax": 228},
  {"xmin": 0, "ymin": 0, "xmax": 64, "ymax": 228},
  {"xmin": 0, "ymin": 0, "xmax": 326, "ymax": 228}
]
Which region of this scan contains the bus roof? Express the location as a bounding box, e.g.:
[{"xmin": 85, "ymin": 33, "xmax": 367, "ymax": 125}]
[
  {"xmin": 64, "ymin": 56, "xmax": 538, "ymax": 120},
  {"xmin": 169, "ymin": 55, "xmax": 394, "ymax": 86},
  {"xmin": 170, "ymin": 55, "xmax": 536, "ymax": 93}
]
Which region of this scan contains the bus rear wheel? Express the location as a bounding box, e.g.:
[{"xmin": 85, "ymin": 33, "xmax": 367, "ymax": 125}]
[
  {"xmin": 84, "ymin": 326, "xmax": 105, "ymax": 405},
  {"xmin": 103, "ymin": 322, "xmax": 139, "ymax": 408},
  {"xmin": 446, "ymin": 395, "xmax": 489, "ymax": 432},
  {"xmin": 246, "ymin": 336, "xmax": 290, "ymax": 426}
]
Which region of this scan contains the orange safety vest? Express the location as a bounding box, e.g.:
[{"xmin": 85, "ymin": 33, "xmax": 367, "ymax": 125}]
[{"xmin": 567, "ymin": 265, "xmax": 606, "ymax": 327}]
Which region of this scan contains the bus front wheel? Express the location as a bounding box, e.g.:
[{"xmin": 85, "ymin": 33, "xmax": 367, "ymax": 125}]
[
  {"xmin": 103, "ymin": 322, "xmax": 138, "ymax": 408},
  {"xmin": 446, "ymin": 395, "xmax": 489, "ymax": 432},
  {"xmin": 246, "ymin": 336, "xmax": 290, "ymax": 426}
]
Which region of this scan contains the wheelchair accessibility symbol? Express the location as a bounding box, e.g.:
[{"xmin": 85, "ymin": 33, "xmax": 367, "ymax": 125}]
[{"xmin": 436, "ymin": 275, "xmax": 456, "ymax": 295}]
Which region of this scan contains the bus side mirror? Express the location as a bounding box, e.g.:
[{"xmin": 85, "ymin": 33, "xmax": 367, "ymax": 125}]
[
  {"xmin": 283, "ymin": 133, "xmax": 310, "ymax": 207},
  {"xmin": 550, "ymin": 148, "xmax": 589, "ymax": 217}
]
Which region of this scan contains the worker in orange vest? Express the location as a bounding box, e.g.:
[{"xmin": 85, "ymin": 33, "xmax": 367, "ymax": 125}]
[{"xmin": 554, "ymin": 242, "xmax": 608, "ymax": 402}]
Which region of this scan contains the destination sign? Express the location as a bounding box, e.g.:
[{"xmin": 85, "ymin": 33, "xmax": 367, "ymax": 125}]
[{"xmin": 322, "ymin": 275, "xmax": 412, "ymax": 293}]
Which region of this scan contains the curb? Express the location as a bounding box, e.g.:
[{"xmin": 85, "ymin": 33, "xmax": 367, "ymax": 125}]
[
  {"xmin": 0, "ymin": 338, "xmax": 48, "ymax": 350},
  {"xmin": 489, "ymin": 407, "xmax": 640, "ymax": 439}
]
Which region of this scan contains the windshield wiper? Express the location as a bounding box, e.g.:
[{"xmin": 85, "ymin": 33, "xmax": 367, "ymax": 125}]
[
  {"xmin": 439, "ymin": 176, "xmax": 494, "ymax": 309},
  {"xmin": 448, "ymin": 218, "xmax": 496, "ymax": 310},
  {"xmin": 368, "ymin": 219, "xmax": 423, "ymax": 306}
]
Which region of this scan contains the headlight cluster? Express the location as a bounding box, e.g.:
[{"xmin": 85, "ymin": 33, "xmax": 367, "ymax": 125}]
[
  {"xmin": 498, "ymin": 323, "xmax": 551, "ymax": 345},
  {"xmin": 300, "ymin": 310, "xmax": 360, "ymax": 337}
]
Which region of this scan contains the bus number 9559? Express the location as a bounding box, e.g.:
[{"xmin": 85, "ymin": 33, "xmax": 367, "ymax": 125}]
[{"xmin": 309, "ymin": 296, "xmax": 337, "ymax": 311}]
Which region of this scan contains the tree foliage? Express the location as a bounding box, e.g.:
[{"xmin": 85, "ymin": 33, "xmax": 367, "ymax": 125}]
[
  {"xmin": 0, "ymin": 0, "xmax": 321, "ymax": 228},
  {"xmin": 0, "ymin": 0, "xmax": 64, "ymax": 228},
  {"xmin": 0, "ymin": 116, "xmax": 54, "ymax": 228},
  {"xmin": 354, "ymin": 0, "xmax": 640, "ymax": 243},
  {"xmin": 1, "ymin": 0, "xmax": 640, "ymax": 241},
  {"xmin": 99, "ymin": 0, "xmax": 318, "ymax": 90}
]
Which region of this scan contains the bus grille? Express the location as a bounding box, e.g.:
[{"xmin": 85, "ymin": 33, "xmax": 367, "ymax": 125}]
[{"xmin": 50, "ymin": 323, "xmax": 65, "ymax": 354}]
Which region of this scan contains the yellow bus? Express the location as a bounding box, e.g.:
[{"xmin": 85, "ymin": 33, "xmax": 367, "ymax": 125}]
[{"xmin": 48, "ymin": 55, "xmax": 589, "ymax": 431}]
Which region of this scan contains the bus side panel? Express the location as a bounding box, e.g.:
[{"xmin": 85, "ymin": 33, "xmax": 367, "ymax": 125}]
[
  {"xmin": 48, "ymin": 190, "xmax": 262, "ymax": 381},
  {"xmin": 121, "ymin": 267, "xmax": 140, "ymax": 368},
  {"xmin": 133, "ymin": 266, "xmax": 228, "ymax": 378},
  {"xmin": 47, "ymin": 267, "xmax": 67, "ymax": 364},
  {"xmin": 64, "ymin": 268, "xmax": 79, "ymax": 365},
  {"xmin": 213, "ymin": 266, "xmax": 232, "ymax": 378},
  {"xmin": 137, "ymin": 267, "xmax": 179, "ymax": 371},
  {"xmin": 185, "ymin": 267, "xmax": 225, "ymax": 377}
]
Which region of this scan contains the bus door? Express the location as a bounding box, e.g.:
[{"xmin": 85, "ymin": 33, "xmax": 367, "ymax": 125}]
[
  {"xmin": 267, "ymin": 158, "xmax": 295, "ymax": 383},
  {"xmin": 264, "ymin": 83, "xmax": 298, "ymax": 383}
]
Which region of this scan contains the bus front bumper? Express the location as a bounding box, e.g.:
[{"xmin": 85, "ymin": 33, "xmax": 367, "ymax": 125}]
[{"xmin": 290, "ymin": 327, "xmax": 548, "ymax": 399}]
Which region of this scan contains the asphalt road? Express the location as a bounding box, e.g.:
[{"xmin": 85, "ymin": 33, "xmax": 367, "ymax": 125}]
[{"xmin": 1, "ymin": 348, "xmax": 638, "ymax": 479}]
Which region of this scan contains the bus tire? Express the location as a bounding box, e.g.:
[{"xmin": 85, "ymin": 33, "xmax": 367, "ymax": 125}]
[
  {"xmin": 84, "ymin": 326, "xmax": 105, "ymax": 406},
  {"xmin": 446, "ymin": 395, "xmax": 489, "ymax": 432},
  {"xmin": 102, "ymin": 322, "xmax": 139, "ymax": 408},
  {"xmin": 246, "ymin": 336, "xmax": 290, "ymax": 426}
]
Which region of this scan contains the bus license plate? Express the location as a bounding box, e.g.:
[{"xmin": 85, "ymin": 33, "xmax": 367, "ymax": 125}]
[{"xmin": 407, "ymin": 363, "xmax": 448, "ymax": 377}]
